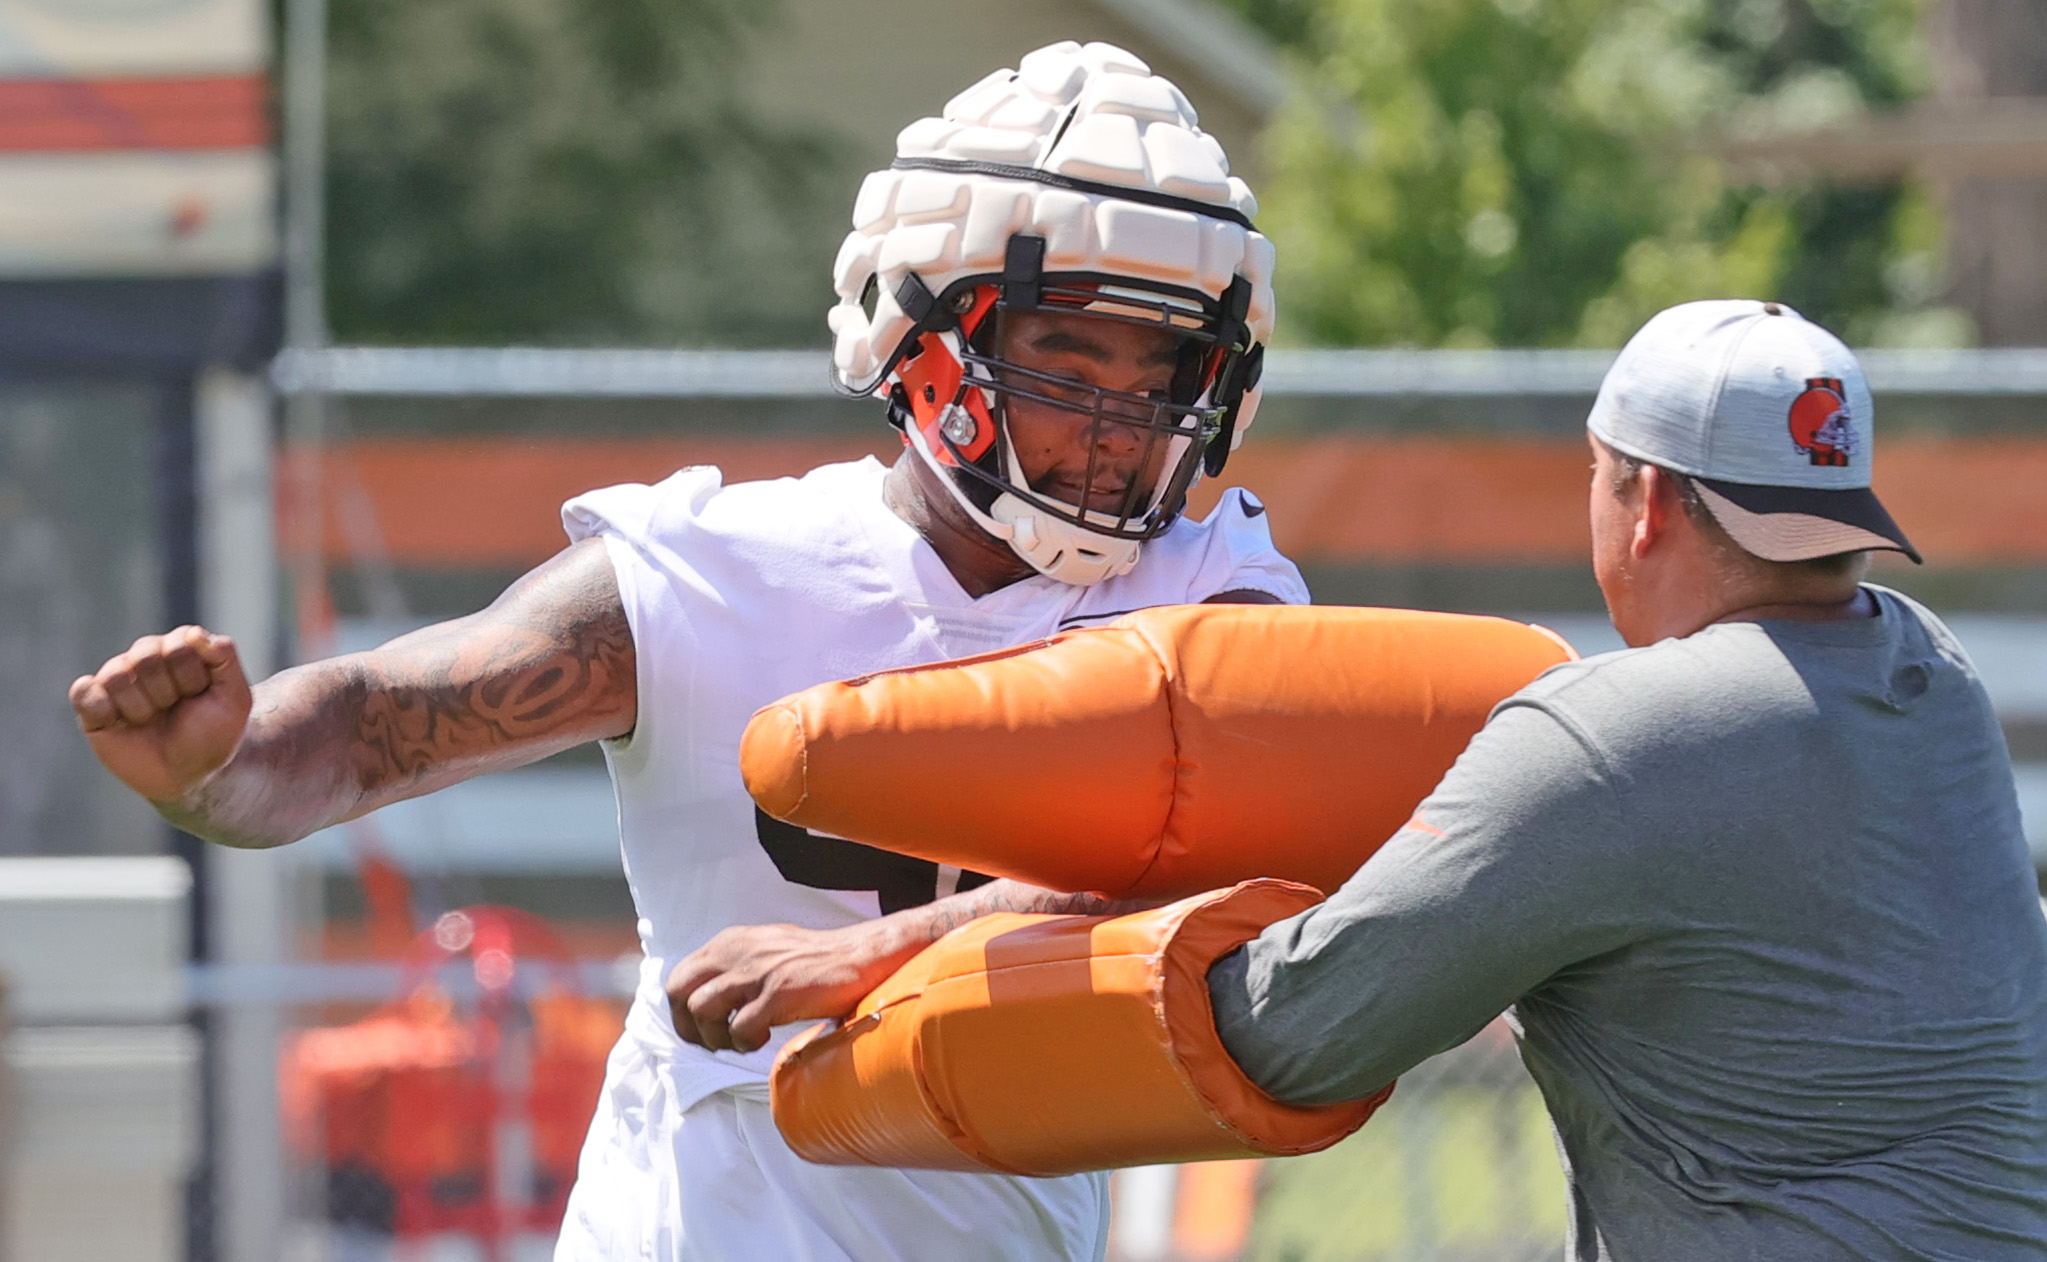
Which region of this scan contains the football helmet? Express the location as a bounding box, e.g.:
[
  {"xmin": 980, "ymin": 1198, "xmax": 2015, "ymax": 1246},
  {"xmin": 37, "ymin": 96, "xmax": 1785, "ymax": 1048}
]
[{"xmin": 827, "ymin": 41, "xmax": 1276, "ymax": 586}]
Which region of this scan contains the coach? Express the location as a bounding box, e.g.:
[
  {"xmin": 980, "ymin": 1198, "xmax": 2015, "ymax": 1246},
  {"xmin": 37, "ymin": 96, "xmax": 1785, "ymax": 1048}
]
[{"xmin": 1208, "ymin": 299, "xmax": 2047, "ymax": 1259}]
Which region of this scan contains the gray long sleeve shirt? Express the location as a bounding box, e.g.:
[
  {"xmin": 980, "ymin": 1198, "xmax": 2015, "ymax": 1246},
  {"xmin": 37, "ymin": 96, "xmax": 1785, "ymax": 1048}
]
[{"xmin": 1210, "ymin": 587, "xmax": 2047, "ymax": 1260}]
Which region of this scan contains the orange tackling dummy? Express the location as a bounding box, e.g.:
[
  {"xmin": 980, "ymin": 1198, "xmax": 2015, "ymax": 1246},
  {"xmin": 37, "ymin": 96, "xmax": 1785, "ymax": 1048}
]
[
  {"xmin": 741, "ymin": 604, "xmax": 1577, "ymax": 899},
  {"xmin": 749, "ymin": 604, "xmax": 1575, "ymax": 1174},
  {"xmin": 772, "ymin": 880, "xmax": 1390, "ymax": 1174}
]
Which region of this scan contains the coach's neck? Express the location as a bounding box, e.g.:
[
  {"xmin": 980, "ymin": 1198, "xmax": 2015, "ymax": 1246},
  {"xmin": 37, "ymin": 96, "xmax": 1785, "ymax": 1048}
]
[{"xmin": 1594, "ymin": 450, "xmax": 1873, "ymax": 649}]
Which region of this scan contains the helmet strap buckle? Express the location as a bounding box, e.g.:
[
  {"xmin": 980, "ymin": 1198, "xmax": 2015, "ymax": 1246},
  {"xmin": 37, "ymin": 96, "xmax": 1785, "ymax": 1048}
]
[{"xmin": 1002, "ymin": 235, "xmax": 1046, "ymax": 310}]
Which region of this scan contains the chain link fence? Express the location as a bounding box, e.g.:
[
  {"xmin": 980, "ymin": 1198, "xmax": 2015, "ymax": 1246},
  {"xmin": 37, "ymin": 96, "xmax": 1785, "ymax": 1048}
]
[
  {"xmin": 1100, "ymin": 1022, "xmax": 1564, "ymax": 1262},
  {"xmin": 1243, "ymin": 1025, "xmax": 1563, "ymax": 1262}
]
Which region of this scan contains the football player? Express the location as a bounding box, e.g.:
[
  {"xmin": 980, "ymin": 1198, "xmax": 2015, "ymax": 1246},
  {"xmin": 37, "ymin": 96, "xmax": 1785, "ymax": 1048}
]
[{"xmin": 70, "ymin": 41, "xmax": 1298, "ymax": 1260}]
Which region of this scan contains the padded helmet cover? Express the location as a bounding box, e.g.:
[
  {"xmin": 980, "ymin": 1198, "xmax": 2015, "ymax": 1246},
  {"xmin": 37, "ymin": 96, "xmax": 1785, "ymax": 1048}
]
[{"xmin": 825, "ymin": 41, "xmax": 1277, "ymax": 584}]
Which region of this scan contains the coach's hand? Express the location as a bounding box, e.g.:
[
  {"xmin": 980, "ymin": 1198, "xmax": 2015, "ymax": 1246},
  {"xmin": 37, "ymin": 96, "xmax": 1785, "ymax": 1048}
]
[
  {"xmin": 666, "ymin": 921, "xmax": 920, "ymax": 1055},
  {"xmin": 69, "ymin": 626, "xmax": 253, "ymax": 804}
]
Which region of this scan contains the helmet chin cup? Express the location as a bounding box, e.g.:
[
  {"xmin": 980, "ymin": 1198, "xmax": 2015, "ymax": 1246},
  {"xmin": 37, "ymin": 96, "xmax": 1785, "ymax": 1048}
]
[
  {"xmin": 990, "ymin": 493, "xmax": 1140, "ymax": 587},
  {"xmin": 904, "ymin": 403, "xmax": 1142, "ymax": 588}
]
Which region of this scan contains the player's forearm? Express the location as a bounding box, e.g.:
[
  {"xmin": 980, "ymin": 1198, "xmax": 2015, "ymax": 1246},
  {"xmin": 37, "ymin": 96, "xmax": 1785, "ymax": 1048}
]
[
  {"xmin": 153, "ymin": 657, "xmax": 382, "ymax": 847},
  {"xmin": 161, "ymin": 639, "xmax": 608, "ymax": 847},
  {"xmin": 154, "ymin": 651, "xmax": 510, "ymax": 848},
  {"xmin": 162, "ymin": 546, "xmax": 636, "ymax": 849},
  {"xmin": 864, "ymin": 879, "xmax": 1169, "ymax": 968}
]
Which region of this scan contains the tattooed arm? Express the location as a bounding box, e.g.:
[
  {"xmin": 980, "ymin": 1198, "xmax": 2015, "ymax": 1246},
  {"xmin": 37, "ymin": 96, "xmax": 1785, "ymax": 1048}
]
[
  {"xmin": 667, "ymin": 878, "xmax": 1166, "ymax": 1053},
  {"xmin": 68, "ymin": 538, "xmax": 635, "ymax": 849}
]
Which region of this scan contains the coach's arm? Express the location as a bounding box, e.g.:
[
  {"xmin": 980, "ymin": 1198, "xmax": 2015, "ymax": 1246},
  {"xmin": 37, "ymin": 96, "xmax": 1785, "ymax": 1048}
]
[
  {"xmin": 68, "ymin": 538, "xmax": 635, "ymax": 850},
  {"xmin": 1206, "ymin": 699, "xmax": 1644, "ymax": 1104}
]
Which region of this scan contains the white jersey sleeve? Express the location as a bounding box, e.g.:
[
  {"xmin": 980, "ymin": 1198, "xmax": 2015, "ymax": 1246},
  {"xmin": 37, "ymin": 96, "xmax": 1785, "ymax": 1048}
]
[{"xmin": 560, "ymin": 464, "xmax": 718, "ymax": 761}]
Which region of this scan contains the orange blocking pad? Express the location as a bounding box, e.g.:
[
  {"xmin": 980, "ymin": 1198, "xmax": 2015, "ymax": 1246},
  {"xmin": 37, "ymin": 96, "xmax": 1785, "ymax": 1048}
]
[
  {"xmin": 772, "ymin": 880, "xmax": 1388, "ymax": 1176},
  {"xmin": 743, "ymin": 604, "xmax": 1576, "ymax": 899}
]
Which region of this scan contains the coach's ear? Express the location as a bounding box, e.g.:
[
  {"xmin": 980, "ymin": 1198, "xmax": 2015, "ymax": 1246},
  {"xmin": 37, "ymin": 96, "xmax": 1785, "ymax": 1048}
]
[{"xmin": 1633, "ymin": 464, "xmax": 1681, "ymax": 561}]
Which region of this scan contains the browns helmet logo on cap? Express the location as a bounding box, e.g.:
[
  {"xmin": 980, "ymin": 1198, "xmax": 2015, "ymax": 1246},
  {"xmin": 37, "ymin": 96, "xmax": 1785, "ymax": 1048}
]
[{"xmin": 1788, "ymin": 377, "xmax": 1854, "ymax": 467}]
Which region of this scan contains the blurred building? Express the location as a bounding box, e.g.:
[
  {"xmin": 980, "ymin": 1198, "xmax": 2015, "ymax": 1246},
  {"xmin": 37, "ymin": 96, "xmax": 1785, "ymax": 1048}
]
[
  {"xmin": 0, "ymin": 858, "xmax": 198, "ymax": 1262},
  {"xmin": 1931, "ymin": 1, "xmax": 2047, "ymax": 345},
  {"xmin": 1725, "ymin": 0, "xmax": 2047, "ymax": 344},
  {"xmin": 0, "ymin": 6, "xmax": 281, "ymax": 1262},
  {"xmin": 0, "ymin": 0, "xmax": 278, "ymax": 859}
]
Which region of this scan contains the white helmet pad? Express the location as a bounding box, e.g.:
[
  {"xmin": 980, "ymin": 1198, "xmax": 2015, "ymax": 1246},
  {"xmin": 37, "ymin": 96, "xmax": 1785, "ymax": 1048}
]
[
  {"xmin": 829, "ymin": 40, "xmax": 1276, "ymax": 585},
  {"xmin": 829, "ymin": 40, "xmax": 1275, "ymax": 397}
]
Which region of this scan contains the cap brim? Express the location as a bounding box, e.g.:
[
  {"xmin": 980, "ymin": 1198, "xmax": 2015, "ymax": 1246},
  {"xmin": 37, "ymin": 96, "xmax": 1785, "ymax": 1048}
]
[{"xmin": 1693, "ymin": 478, "xmax": 1922, "ymax": 565}]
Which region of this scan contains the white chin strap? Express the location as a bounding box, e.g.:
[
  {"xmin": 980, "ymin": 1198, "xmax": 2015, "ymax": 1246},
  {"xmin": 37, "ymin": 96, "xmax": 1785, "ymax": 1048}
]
[
  {"xmin": 907, "ymin": 404, "xmax": 1142, "ymax": 587},
  {"xmin": 988, "ymin": 493, "xmax": 1141, "ymax": 586}
]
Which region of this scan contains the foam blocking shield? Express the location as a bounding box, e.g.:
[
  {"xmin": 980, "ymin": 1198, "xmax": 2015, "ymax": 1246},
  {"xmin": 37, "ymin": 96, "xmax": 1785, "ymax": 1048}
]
[
  {"xmin": 742, "ymin": 604, "xmax": 1576, "ymax": 899},
  {"xmin": 770, "ymin": 880, "xmax": 1387, "ymax": 1175}
]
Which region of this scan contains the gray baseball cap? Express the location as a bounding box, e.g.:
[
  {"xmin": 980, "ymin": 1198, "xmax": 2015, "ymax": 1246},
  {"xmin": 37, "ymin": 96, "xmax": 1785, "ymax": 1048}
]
[{"xmin": 1588, "ymin": 298, "xmax": 1920, "ymax": 564}]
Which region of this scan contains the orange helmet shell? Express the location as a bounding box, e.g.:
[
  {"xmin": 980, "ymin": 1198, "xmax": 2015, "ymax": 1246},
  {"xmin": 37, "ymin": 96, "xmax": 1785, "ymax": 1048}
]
[{"xmin": 894, "ymin": 286, "xmax": 1002, "ymax": 466}]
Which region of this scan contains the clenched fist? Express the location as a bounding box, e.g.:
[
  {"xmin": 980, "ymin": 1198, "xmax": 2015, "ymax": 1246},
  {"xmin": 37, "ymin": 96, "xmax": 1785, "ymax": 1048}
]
[
  {"xmin": 70, "ymin": 626, "xmax": 253, "ymax": 804},
  {"xmin": 666, "ymin": 920, "xmax": 919, "ymax": 1055}
]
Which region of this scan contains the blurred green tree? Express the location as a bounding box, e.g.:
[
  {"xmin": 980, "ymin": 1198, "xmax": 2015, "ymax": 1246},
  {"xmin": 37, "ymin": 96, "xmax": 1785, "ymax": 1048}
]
[
  {"xmin": 325, "ymin": 0, "xmax": 851, "ymax": 346},
  {"xmin": 1220, "ymin": 0, "xmax": 1956, "ymax": 347}
]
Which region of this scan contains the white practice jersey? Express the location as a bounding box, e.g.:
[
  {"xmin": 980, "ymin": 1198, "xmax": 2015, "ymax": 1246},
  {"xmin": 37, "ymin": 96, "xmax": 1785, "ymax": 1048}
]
[{"xmin": 554, "ymin": 456, "xmax": 1306, "ymax": 1260}]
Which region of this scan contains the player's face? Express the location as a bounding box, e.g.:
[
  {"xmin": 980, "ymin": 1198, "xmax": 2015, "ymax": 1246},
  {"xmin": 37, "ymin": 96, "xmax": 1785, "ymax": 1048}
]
[{"xmin": 995, "ymin": 309, "xmax": 1185, "ymax": 516}]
